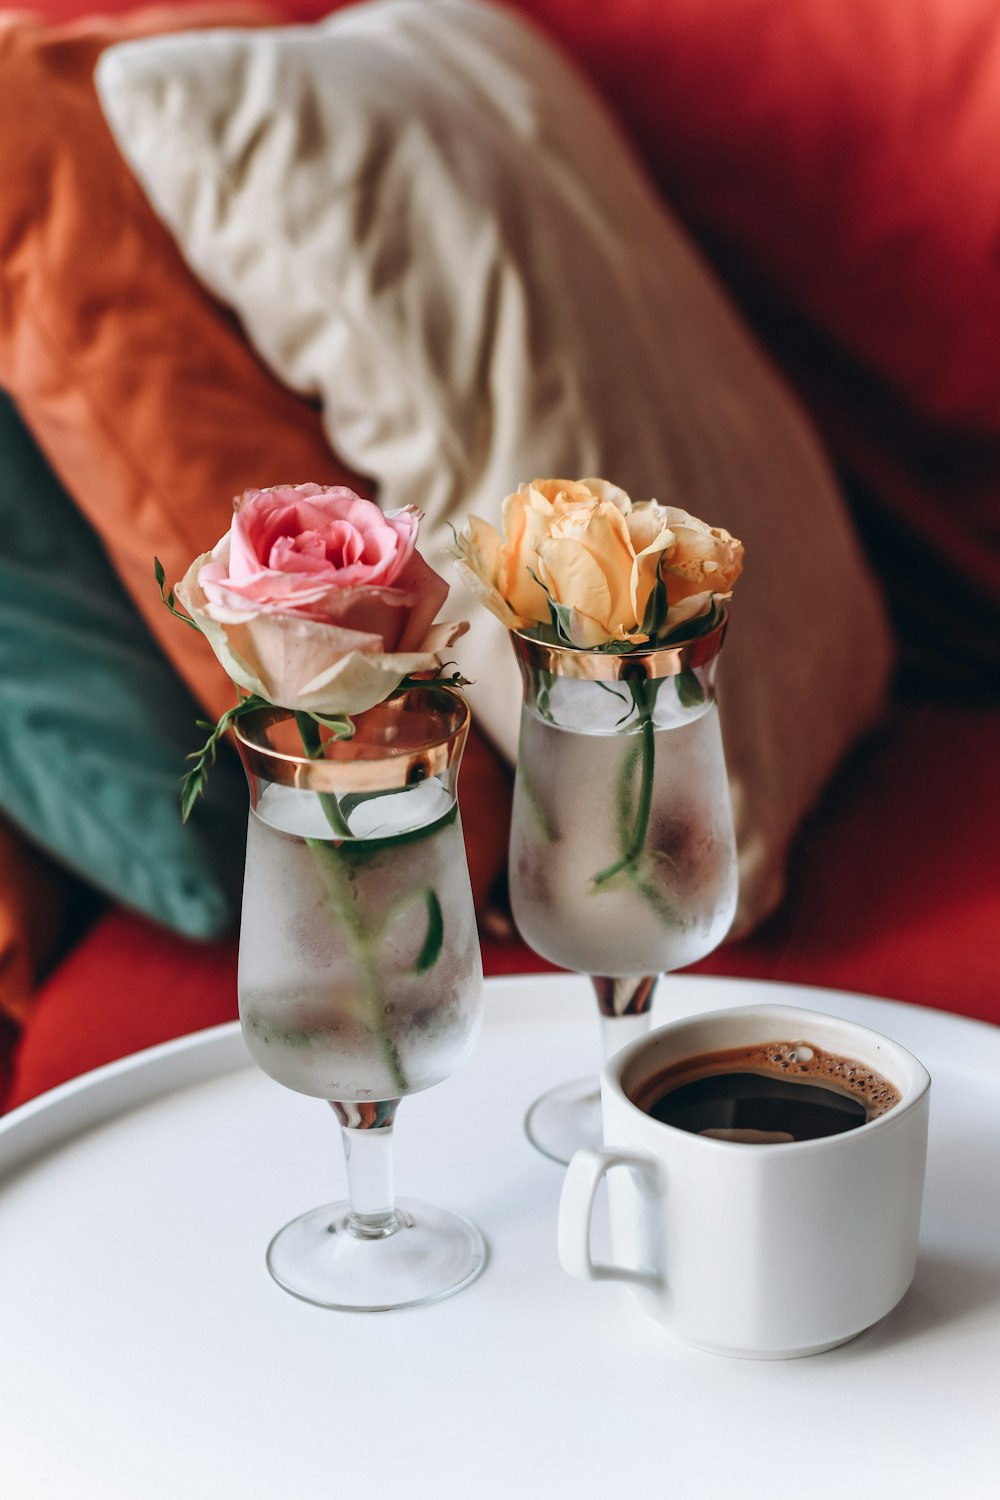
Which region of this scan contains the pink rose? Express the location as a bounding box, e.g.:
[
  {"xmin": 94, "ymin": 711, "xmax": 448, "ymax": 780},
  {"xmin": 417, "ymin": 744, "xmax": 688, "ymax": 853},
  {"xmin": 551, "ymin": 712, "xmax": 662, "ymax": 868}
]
[{"xmin": 177, "ymin": 485, "xmax": 466, "ymax": 715}]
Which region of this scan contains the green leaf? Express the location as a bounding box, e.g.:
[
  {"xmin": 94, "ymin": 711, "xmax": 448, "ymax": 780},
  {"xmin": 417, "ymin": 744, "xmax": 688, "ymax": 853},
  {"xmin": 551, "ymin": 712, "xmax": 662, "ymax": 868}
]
[
  {"xmin": 660, "ymin": 599, "xmax": 723, "ymax": 646},
  {"xmin": 676, "ymin": 669, "xmax": 706, "ymax": 708},
  {"xmin": 336, "ymin": 790, "xmax": 383, "ymax": 820},
  {"xmin": 154, "ymin": 556, "xmax": 200, "ymax": 631},
  {"xmin": 179, "ymin": 694, "xmax": 269, "ymax": 822},
  {"xmin": 308, "ymin": 711, "xmax": 356, "ymax": 740},
  {"xmin": 524, "ymin": 566, "xmax": 579, "ymax": 649},
  {"xmin": 517, "ymin": 764, "xmax": 560, "ymax": 844},
  {"xmin": 313, "ymin": 803, "xmax": 459, "ymax": 860},
  {"xmin": 547, "ymin": 596, "xmax": 579, "ymax": 647},
  {"xmin": 413, "ymin": 888, "xmax": 444, "ymax": 974},
  {"xmin": 593, "ymin": 679, "xmax": 638, "ymax": 728},
  {"xmin": 640, "ymin": 568, "xmax": 668, "ymax": 641},
  {"xmin": 591, "ymin": 679, "xmax": 658, "ymax": 896},
  {"xmin": 531, "ymin": 665, "xmax": 557, "ymax": 723},
  {"xmin": 180, "ymin": 768, "xmax": 206, "ymax": 825},
  {"xmin": 591, "ymin": 855, "xmax": 630, "ymax": 890},
  {"xmin": 396, "ymin": 665, "xmax": 472, "ymax": 693},
  {"xmin": 614, "ymin": 738, "xmax": 642, "ymax": 855},
  {"xmin": 631, "ymin": 871, "xmax": 677, "ymax": 925}
]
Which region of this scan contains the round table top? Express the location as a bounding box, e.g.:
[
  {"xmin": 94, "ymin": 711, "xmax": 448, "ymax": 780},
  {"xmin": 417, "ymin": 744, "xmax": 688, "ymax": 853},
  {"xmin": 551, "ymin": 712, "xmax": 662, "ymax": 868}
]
[{"xmin": 1, "ymin": 973, "xmax": 998, "ymax": 1499}]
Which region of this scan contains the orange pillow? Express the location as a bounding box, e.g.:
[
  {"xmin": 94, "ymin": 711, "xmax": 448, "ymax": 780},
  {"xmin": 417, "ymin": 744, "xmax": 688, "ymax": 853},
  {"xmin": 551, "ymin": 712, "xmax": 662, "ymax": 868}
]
[
  {"xmin": 0, "ymin": 3, "xmax": 512, "ymax": 919},
  {"xmin": 0, "ymin": 3, "xmax": 366, "ymax": 727},
  {"xmin": 26, "ymin": 0, "xmax": 335, "ymax": 21}
]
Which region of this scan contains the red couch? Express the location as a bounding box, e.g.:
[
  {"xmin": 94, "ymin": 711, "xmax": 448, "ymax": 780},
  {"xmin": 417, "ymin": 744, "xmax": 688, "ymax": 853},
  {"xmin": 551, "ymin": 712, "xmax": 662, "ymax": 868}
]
[{"xmin": 3, "ymin": 0, "xmax": 999, "ymax": 1110}]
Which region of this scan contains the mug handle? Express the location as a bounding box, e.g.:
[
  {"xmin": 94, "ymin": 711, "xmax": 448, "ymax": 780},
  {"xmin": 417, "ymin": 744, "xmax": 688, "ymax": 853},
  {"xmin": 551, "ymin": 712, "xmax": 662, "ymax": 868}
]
[{"xmin": 558, "ymin": 1147, "xmax": 663, "ymax": 1289}]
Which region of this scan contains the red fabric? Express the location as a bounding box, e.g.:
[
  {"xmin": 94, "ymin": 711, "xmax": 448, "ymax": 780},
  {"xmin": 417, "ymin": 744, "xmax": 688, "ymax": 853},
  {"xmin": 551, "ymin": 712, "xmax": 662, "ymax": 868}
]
[
  {"xmin": 2, "ymin": 911, "xmax": 556, "ymax": 1109},
  {"xmin": 0, "ymin": 1014, "xmax": 17, "ymax": 1108},
  {"xmin": 6, "ymin": 698, "xmax": 998, "ymax": 1110},
  {"xmin": 501, "ymin": 0, "xmax": 1000, "ymax": 689},
  {"xmin": 7, "ymin": 913, "xmax": 240, "ymax": 1106},
  {"xmin": 694, "ymin": 699, "xmax": 1000, "ymax": 1020}
]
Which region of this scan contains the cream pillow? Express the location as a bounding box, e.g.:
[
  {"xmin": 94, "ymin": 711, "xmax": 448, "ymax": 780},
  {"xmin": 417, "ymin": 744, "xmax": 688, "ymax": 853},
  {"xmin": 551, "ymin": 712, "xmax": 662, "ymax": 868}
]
[{"xmin": 96, "ymin": 0, "xmax": 894, "ymax": 933}]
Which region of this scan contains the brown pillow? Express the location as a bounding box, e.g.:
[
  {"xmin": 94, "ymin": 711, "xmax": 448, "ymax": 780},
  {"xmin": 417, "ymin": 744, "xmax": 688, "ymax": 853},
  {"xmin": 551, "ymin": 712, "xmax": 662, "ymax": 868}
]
[{"xmin": 0, "ymin": 3, "xmax": 367, "ymax": 726}]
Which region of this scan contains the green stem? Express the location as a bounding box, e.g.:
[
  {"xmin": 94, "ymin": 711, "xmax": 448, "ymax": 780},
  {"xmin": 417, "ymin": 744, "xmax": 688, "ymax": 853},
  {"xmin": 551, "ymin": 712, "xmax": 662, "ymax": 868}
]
[
  {"xmin": 624, "ymin": 682, "xmax": 655, "ymax": 864},
  {"xmin": 518, "ymin": 764, "xmax": 560, "ymax": 845},
  {"xmin": 305, "ymin": 839, "xmax": 408, "ymax": 1095},
  {"xmin": 592, "ymin": 679, "xmax": 656, "ymax": 888},
  {"xmin": 294, "ymin": 711, "xmax": 407, "ymax": 1095},
  {"xmin": 294, "ymin": 711, "xmax": 352, "ymax": 837}
]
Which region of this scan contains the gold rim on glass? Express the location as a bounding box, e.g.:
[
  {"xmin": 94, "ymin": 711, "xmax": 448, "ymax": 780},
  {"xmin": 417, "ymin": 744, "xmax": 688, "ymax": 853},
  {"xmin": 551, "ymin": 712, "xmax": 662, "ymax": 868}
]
[
  {"xmin": 510, "ymin": 607, "xmax": 727, "ymax": 682},
  {"xmin": 233, "ymin": 685, "xmax": 470, "ymax": 793}
]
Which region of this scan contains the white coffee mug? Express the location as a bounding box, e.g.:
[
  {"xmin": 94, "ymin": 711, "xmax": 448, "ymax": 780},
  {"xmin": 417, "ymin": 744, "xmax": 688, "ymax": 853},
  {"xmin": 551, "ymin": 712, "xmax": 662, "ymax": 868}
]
[{"xmin": 558, "ymin": 1004, "xmax": 931, "ymax": 1359}]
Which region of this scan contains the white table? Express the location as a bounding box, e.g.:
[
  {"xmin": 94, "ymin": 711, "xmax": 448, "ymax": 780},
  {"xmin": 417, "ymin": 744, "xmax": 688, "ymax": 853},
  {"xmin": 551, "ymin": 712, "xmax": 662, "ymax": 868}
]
[{"xmin": 1, "ymin": 974, "xmax": 998, "ymax": 1499}]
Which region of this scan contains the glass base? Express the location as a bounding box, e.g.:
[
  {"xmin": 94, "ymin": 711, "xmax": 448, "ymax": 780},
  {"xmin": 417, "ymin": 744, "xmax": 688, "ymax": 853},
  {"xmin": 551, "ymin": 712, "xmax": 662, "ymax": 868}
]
[
  {"xmin": 266, "ymin": 1198, "xmax": 487, "ymax": 1312},
  {"xmin": 525, "ymin": 1007, "xmax": 656, "ymax": 1165},
  {"xmin": 524, "ymin": 1076, "xmax": 603, "ymax": 1166}
]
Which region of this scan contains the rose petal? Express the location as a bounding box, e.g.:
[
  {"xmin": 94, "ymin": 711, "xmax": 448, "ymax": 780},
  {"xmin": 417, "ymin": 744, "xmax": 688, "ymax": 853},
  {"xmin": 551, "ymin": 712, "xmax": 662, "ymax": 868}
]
[
  {"xmin": 625, "ymin": 501, "xmax": 676, "ymax": 553},
  {"xmin": 452, "ymin": 554, "xmax": 526, "ymax": 632},
  {"xmin": 392, "ymin": 549, "xmax": 450, "ymax": 649},
  {"xmin": 579, "ymin": 477, "xmax": 633, "ymax": 514},
  {"xmin": 292, "ymin": 648, "xmax": 445, "ymax": 715},
  {"xmin": 664, "ymin": 591, "xmax": 719, "ymax": 633},
  {"xmin": 629, "ymin": 526, "xmax": 676, "ymax": 625},
  {"xmin": 498, "ymin": 489, "xmax": 554, "ymax": 623},
  {"xmin": 420, "ymin": 617, "xmax": 470, "ymax": 652},
  {"xmin": 200, "ymin": 566, "xmax": 336, "ymax": 616},
  {"xmin": 216, "ymin": 486, "xmax": 425, "ymax": 603},
  {"xmin": 539, "ymin": 501, "xmax": 637, "ymax": 640}
]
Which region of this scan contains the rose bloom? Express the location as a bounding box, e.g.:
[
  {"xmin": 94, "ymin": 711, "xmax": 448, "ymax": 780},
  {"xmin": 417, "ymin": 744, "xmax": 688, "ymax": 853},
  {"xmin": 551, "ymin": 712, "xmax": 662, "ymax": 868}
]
[
  {"xmin": 177, "ymin": 484, "xmax": 466, "ymax": 715},
  {"xmin": 453, "ymin": 478, "xmax": 742, "ymax": 648}
]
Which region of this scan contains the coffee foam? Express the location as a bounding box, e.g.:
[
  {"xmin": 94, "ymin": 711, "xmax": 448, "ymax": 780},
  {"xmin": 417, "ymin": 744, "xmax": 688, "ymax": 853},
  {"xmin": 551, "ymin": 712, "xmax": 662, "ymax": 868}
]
[{"xmin": 633, "ymin": 1040, "xmax": 901, "ymax": 1122}]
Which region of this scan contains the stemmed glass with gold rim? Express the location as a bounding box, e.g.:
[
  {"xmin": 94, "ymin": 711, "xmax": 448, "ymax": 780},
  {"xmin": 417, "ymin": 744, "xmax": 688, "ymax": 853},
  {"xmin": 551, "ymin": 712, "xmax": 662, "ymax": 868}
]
[
  {"xmin": 507, "ymin": 614, "xmax": 738, "ymax": 1164},
  {"xmin": 234, "ymin": 685, "xmax": 485, "ymax": 1310}
]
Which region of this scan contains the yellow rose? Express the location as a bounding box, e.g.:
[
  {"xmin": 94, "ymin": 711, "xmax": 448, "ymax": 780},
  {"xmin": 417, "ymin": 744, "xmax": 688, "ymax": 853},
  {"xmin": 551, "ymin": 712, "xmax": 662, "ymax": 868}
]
[
  {"xmin": 452, "ymin": 512, "xmax": 542, "ymax": 631},
  {"xmin": 453, "ymin": 480, "xmax": 743, "ymax": 649},
  {"xmin": 498, "ymin": 484, "xmax": 562, "ymax": 622},
  {"xmin": 535, "ymin": 495, "xmax": 641, "ymax": 647},
  {"xmin": 453, "ymin": 481, "xmax": 595, "ymax": 633},
  {"xmin": 622, "ymin": 501, "xmax": 678, "ymax": 630},
  {"xmin": 454, "ymin": 478, "xmax": 643, "ymax": 647},
  {"xmin": 634, "ymin": 504, "xmax": 744, "ymax": 634}
]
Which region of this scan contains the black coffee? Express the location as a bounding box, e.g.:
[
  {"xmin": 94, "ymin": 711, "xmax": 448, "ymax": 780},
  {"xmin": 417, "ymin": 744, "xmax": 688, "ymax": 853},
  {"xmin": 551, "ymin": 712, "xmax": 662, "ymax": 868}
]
[{"xmin": 633, "ymin": 1041, "xmax": 901, "ymax": 1144}]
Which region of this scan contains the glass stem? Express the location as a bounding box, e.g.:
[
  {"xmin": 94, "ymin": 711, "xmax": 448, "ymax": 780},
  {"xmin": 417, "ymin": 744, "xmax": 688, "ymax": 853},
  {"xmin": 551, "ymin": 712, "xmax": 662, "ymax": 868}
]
[
  {"xmin": 592, "ymin": 974, "xmax": 659, "ymax": 1064},
  {"xmin": 331, "ymin": 1100, "xmax": 401, "ymax": 1239}
]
